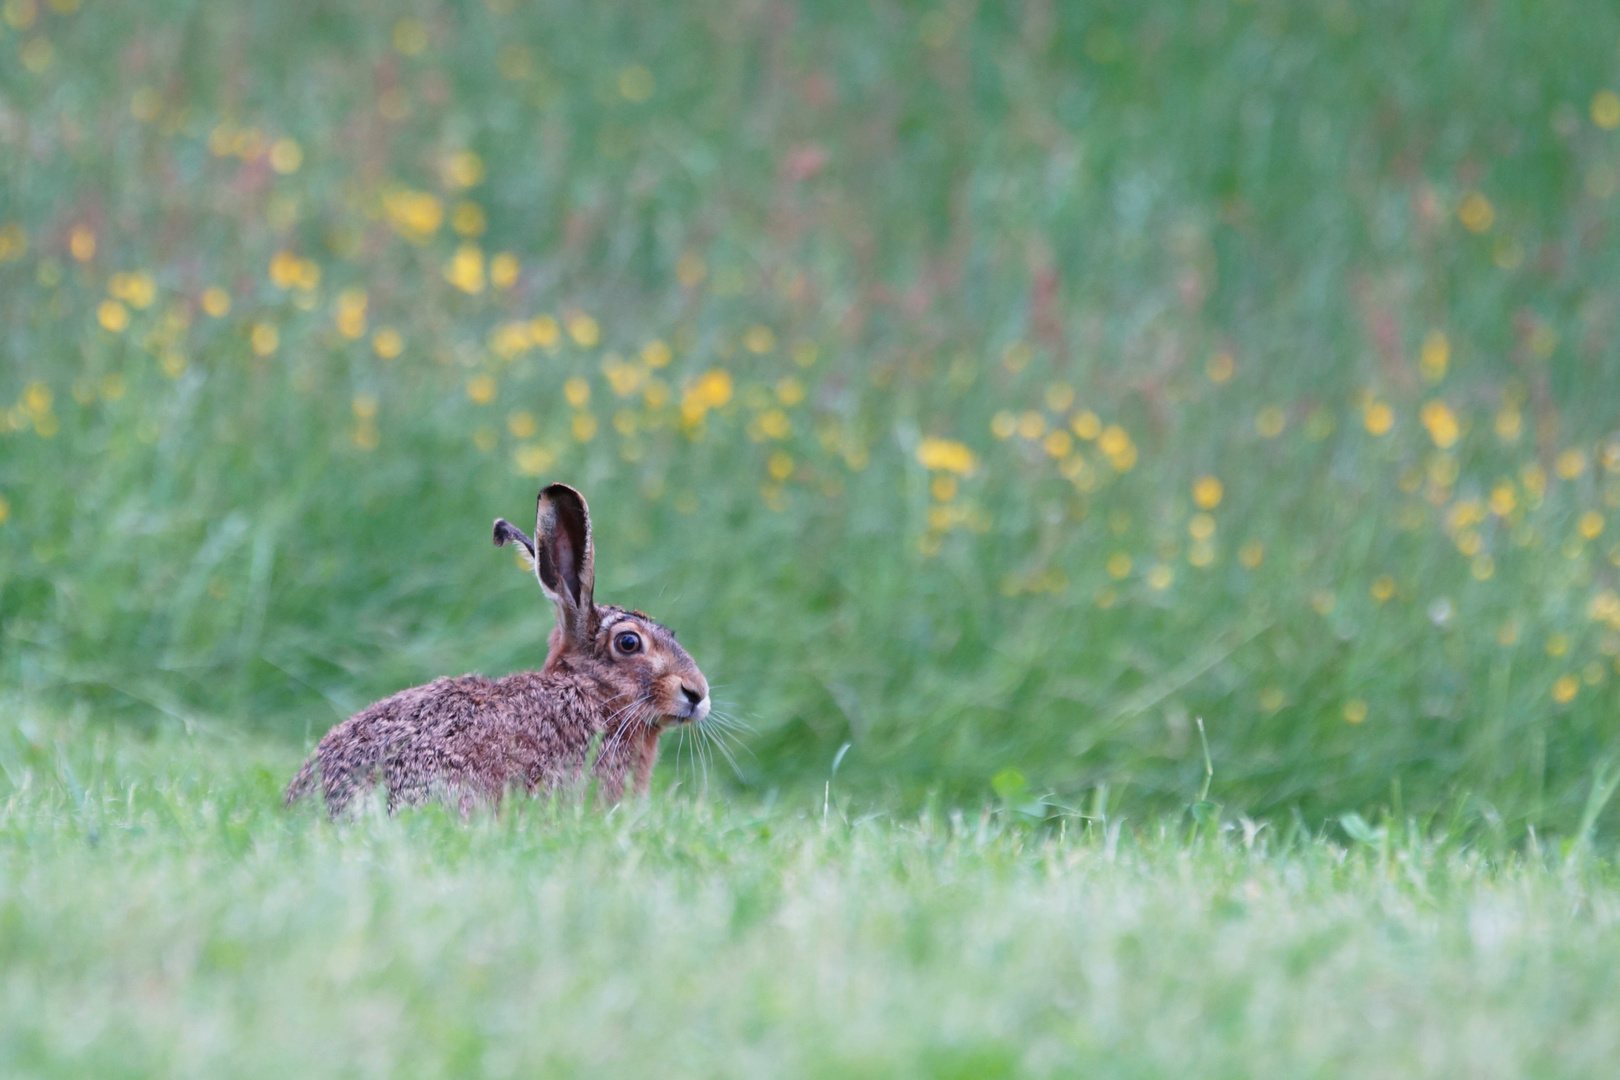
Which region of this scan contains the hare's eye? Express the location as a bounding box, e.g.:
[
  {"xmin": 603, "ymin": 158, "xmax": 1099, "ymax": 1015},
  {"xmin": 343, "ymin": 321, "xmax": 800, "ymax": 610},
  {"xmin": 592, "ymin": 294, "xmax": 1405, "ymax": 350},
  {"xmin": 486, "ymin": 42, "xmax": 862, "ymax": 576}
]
[{"xmin": 614, "ymin": 631, "xmax": 642, "ymax": 654}]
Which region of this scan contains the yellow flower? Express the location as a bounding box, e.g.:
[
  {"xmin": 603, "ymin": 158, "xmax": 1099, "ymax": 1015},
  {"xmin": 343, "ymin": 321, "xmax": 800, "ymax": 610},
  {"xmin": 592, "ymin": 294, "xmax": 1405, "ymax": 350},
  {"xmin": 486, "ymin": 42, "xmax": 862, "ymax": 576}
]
[
  {"xmin": 0, "ymin": 222, "xmax": 26, "ymax": 262},
  {"xmin": 642, "ymin": 339, "xmax": 673, "ymax": 368},
  {"xmin": 392, "ymin": 17, "xmax": 429, "ymax": 55},
  {"xmin": 334, "ymin": 288, "xmax": 367, "ymax": 339},
  {"xmin": 443, "ymin": 244, "xmax": 485, "ymax": 294},
  {"xmin": 758, "ymin": 409, "xmax": 791, "ymax": 440},
  {"xmin": 1419, "ymin": 330, "xmax": 1449, "ymax": 383},
  {"xmin": 69, "ymin": 224, "xmax": 96, "ymax": 261},
  {"xmin": 490, "ymin": 253, "xmax": 520, "ymax": 289},
  {"xmin": 1188, "ymin": 514, "xmax": 1216, "ymax": 541},
  {"xmin": 1146, "ymin": 564, "xmax": 1174, "ymax": 590},
  {"xmin": 1071, "ymin": 410, "xmax": 1101, "ymax": 440},
  {"xmin": 1592, "ymin": 90, "xmax": 1620, "ymax": 130},
  {"xmin": 1342, "ymin": 700, "xmax": 1368, "ymax": 725},
  {"xmin": 931, "ymin": 475, "xmax": 957, "ymax": 501},
  {"xmin": 567, "ymin": 313, "xmax": 600, "ymax": 348},
  {"xmin": 23, "ymin": 382, "xmax": 52, "ymax": 415},
  {"xmin": 351, "ymin": 393, "xmax": 378, "ymax": 419},
  {"xmin": 1457, "ymin": 192, "xmax": 1495, "ymax": 234},
  {"xmin": 563, "ymin": 376, "xmax": 591, "ymax": 408},
  {"xmin": 1370, "ymin": 575, "xmax": 1395, "ymax": 602},
  {"xmin": 1044, "ymin": 383, "xmax": 1075, "ymax": 412},
  {"xmin": 451, "ymin": 201, "xmax": 487, "ymax": 236},
  {"xmin": 97, "ymin": 300, "xmax": 130, "ymax": 333},
  {"xmin": 118, "ymin": 271, "xmax": 156, "ymax": 308},
  {"xmin": 507, "ymin": 411, "xmax": 537, "ymax": 439},
  {"xmin": 1580, "ymin": 511, "xmax": 1605, "ymax": 539},
  {"xmin": 442, "ymin": 151, "xmax": 485, "ymax": 190},
  {"xmin": 0, "ymin": 492, "xmax": 9, "ymax": 525},
  {"xmin": 1419, "ymin": 400, "xmax": 1459, "ymax": 449},
  {"xmin": 990, "ymin": 411, "xmax": 1017, "ymax": 439},
  {"xmin": 1106, "ymin": 552, "xmax": 1132, "ymax": 579},
  {"xmin": 1363, "ymin": 400, "xmax": 1393, "ymax": 436},
  {"xmin": 1552, "ymin": 674, "xmax": 1579, "ymax": 704},
  {"xmin": 250, "ymin": 323, "xmax": 279, "ymax": 356},
  {"xmin": 682, "ymin": 369, "xmax": 733, "ymax": 421},
  {"xmin": 1042, "ymin": 430, "xmax": 1072, "ymax": 458},
  {"xmin": 382, "ymin": 188, "xmax": 443, "ymax": 241},
  {"xmin": 201, "ymin": 287, "xmax": 231, "ymax": 317},
  {"xmin": 1589, "ymin": 589, "xmax": 1620, "ymax": 628},
  {"xmin": 767, "ymin": 450, "xmax": 793, "ymax": 481},
  {"xmin": 529, "ymin": 316, "xmax": 560, "ymax": 349},
  {"xmin": 776, "ymin": 376, "xmax": 805, "ymax": 405},
  {"xmin": 1556, "ymin": 449, "xmax": 1587, "ymax": 480},
  {"xmin": 1192, "ymin": 475, "xmax": 1223, "ymax": 510},
  {"xmin": 20, "ymin": 36, "xmax": 53, "ymax": 73},
  {"xmin": 1016, "ymin": 411, "xmax": 1045, "ymax": 440},
  {"xmin": 1205, "ymin": 350, "xmax": 1234, "ymax": 384},
  {"xmin": 744, "ymin": 325, "xmax": 775, "ymax": 354},
  {"xmin": 372, "ymin": 327, "xmax": 403, "ymax": 359},
  {"xmin": 917, "ymin": 437, "xmax": 977, "ymax": 475},
  {"xmin": 1522, "ymin": 462, "xmax": 1548, "ymax": 500},
  {"xmin": 602, "ymin": 354, "xmax": 645, "ymax": 397},
  {"xmin": 269, "ymin": 138, "xmax": 303, "ymax": 174},
  {"xmin": 514, "ymin": 444, "xmax": 555, "ymax": 476},
  {"xmin": 1489, "ymin": 482, "xmax": 1516, "ymax": 517},
  {"xmin": 270, "ymin": 251, "xmax": 319, "ymax": 290},
  {"xmin": 466, "ymin": 374, "xmax": 496, "ymax": 405},
  {"xmin": 571, "ymin": 413, "xmax": 597, "ymax": 441}
]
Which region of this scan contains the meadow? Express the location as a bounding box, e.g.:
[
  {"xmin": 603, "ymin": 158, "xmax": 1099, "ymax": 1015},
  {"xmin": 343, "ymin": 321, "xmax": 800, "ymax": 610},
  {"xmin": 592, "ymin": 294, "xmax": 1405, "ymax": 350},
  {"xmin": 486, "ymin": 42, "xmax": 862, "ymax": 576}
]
[
  {"xmin": 5, "ymin": 0, "xmax": 1620, "ymax": 1071},
  {"xmin": 5, "ymin": 720, "xmax": 1620, "ymax": 1079},
  {"xmin": 5, "ymin": 0, "xmax": 1620, "ymax": 827}
]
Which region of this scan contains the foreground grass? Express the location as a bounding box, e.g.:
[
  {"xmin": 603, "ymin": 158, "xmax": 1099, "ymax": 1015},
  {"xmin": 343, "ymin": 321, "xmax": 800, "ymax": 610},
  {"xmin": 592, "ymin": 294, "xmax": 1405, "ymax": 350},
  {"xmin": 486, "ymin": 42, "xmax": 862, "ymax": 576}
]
[{"xmin": 3, "ymin": 720, "xmax": 1619, "ymax": 1079}]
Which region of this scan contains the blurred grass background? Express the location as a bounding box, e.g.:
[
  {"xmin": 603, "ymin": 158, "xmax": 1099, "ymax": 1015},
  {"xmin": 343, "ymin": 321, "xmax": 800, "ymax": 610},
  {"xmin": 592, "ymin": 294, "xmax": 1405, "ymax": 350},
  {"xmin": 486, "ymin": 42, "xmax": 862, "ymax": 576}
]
[{"xmin": 4, "ymin": 0, "xmax": 1620, "ymax": 831}]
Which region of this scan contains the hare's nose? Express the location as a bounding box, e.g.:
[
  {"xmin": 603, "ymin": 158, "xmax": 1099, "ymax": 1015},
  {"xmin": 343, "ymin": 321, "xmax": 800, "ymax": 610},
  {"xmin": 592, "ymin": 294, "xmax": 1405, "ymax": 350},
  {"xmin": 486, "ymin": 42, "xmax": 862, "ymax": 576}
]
[{"xmin": 681, "ymin": 685, "xmax": 703, "ymax": 706}]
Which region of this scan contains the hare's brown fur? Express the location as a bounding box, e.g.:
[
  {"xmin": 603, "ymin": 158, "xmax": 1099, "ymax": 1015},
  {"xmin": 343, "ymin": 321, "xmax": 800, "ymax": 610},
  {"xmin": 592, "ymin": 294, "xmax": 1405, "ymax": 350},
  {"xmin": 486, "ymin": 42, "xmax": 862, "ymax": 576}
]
[{"xmin": 284, "ymin": 484, "xmax": 709, "ymax": 817}]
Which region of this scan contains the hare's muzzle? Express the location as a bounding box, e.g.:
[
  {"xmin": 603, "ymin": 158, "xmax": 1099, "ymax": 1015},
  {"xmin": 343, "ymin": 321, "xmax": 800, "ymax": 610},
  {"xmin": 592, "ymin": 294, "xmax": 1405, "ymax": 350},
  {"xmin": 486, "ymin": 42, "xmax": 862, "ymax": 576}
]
[{"xmin": 677, "ymin": 683, "xmax": 710, "ymax": 724}]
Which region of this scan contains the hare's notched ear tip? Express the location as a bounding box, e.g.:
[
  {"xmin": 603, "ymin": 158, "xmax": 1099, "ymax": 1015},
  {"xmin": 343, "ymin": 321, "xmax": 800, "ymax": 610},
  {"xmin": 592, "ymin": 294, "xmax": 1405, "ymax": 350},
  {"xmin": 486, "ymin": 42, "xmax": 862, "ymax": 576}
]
[{"xmin": 492, "ymin": 518, "xmax": 535, "ymax": 556}]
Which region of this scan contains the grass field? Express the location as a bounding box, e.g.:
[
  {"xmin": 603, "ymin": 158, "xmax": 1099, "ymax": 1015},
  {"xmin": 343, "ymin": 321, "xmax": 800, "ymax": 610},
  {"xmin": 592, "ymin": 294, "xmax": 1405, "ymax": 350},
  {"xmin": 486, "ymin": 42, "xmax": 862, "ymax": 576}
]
[
  {"xmin": 5, "ymin": 1, "xmax": 1620, "ymax": 1072},
  {"xmin": 4, "ymin": 719, "xmax": 1620, "ymax": 1079},
  {"xmin": 5, "ymin": 0, "xmax": 1620, "ymax": 828}
]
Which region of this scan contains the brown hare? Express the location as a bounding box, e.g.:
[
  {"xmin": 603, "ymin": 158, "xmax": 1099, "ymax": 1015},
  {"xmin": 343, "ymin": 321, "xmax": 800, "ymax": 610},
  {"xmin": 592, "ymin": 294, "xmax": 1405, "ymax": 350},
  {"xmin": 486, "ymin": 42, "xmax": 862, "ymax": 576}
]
[{"xmin": 284, "ymin": 483, "xmax": 711, "ymax": 817}]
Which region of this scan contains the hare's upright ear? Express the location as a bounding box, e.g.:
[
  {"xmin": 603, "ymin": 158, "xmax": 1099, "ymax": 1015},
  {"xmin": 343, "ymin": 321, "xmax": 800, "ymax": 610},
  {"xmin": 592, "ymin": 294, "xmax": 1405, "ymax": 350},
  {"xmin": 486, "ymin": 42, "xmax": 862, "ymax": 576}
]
[{"xmin": 533, "ymin": 483, "xmax": 596, "ymax": 642}]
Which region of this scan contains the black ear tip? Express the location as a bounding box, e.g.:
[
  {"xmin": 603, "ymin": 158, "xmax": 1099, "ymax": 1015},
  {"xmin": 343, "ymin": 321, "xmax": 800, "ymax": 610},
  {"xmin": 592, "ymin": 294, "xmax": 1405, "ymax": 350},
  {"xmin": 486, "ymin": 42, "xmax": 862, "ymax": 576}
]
[
  {"xmin": 539, "ymin": 482, "xmax": 588, "ymax": 510},
  {"xmin": 492, "ymin": 518, "xmax": 515, "ymax": 546}
]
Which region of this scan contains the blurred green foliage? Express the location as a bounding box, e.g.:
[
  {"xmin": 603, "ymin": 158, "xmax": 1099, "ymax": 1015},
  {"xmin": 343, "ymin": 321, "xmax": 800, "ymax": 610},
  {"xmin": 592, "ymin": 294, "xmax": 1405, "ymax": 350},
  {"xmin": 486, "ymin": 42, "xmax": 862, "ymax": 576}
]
[{"xmin": 4, "ymin": 0, "xmax": 1620, "ymax": 829}]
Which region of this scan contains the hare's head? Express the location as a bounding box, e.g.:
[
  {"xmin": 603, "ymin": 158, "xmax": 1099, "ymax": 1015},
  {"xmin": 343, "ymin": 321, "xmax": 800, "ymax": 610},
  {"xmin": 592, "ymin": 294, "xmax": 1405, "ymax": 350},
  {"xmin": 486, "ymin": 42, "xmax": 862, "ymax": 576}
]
[{"xmin": 493, "ymin": 484, "xmax": 710, "ymax": 727}]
